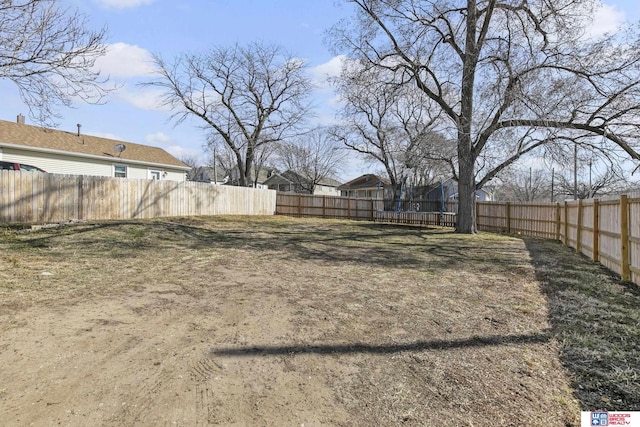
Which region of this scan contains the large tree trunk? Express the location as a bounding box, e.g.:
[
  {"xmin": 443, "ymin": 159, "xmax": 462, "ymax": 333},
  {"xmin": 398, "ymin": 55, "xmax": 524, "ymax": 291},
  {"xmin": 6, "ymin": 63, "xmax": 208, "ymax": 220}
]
[
  {"xmin": 456, "ymin": 140, "xmax": 477, "ymax": 233},
  {"xmin": 235, "ymin": 154, "xmax": 247, "ymax": 187},
  {"xmin": 244, "ymin": 145, "xmax": 255, "ymax": 187},
  {"xmin": 456, "ymin": 0, "xmax": 479, "ymax": 234}
]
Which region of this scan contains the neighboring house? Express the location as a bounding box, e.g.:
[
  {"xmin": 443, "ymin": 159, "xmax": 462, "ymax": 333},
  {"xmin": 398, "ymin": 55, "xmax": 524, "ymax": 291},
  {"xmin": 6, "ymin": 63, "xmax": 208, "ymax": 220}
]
[
  {"xmin": 337, "ymin": 174, "xmax": 392, "ymax": 198},
  {"xmin": 441, "ymin": 178, "xmax": 493, "ymax": 202},
  {"xmin": 189, "ymin": 166, "xmax": 228, "ymax": 184},
  {"xmin": 228, "ymin": 166, "xmax": 277, "ymax": 188},
  {"xmin": 0, "ymin": 116, "xmax": 190, "ymax": 181},
  {"xmin": 338, "ymin": 175, "xmax": 492, "ymax": 202},
  {"xmin": 449, "ymin": 188, "xmax": 493, "ymax": 202},
  {"xmin": 419, "ymin": 178, "xmax": 493, "ymax": 202},
  {"xmin": 263, "ymin": 170, "xmax": 341, "ymax": 196}
]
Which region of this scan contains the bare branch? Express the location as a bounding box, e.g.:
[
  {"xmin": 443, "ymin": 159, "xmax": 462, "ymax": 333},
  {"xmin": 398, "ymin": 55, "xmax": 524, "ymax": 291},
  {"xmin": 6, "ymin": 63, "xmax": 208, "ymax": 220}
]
[
  {"xmin": 0, "ymin": 0, "xmax": 114, "ymax": 125},
  {"xmin": 142, "ymin": 43, "xmax": 313, "ymax": 186}
]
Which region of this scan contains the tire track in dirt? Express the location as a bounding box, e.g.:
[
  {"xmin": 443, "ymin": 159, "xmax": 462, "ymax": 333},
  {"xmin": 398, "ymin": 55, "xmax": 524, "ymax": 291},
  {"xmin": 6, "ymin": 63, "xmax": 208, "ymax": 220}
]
[
  {"xmin": 194, "ymin": 382, "xmax": 216, "ymax": 426},
  {"xmin": 107, "ymin": 367, "xmax": 176, "ymax": 425},
  {"xmin": 189, "ymin": 356, "xmax": 224, "ymax": 425},
  {"xmin": 190, "ymin": 357, "xmax": 223, "ymax": 382}
]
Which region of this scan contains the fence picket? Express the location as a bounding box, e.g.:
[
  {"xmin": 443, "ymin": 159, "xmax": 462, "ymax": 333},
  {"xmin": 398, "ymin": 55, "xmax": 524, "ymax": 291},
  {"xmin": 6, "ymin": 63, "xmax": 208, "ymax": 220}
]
[{"xmin": 0, "ymin": 172, "xmax": 276, "ymax": 224}]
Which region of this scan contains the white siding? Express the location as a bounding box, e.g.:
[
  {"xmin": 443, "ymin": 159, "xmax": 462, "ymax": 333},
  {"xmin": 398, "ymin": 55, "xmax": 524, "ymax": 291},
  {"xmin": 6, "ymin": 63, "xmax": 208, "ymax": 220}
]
[
  {"xmin": 313, "ymin": 185, "xmax": 340, "ymax": 196},
  {"xmin": 340, "ymin": 188, "xmax": 379, "ymax": 198},
  {"xmin": 159, "ymin": 171, "xmax": 186, "ymax": 181},
  {"xmin": 0, "ymin": 147, "xmax": 186, "ymax": 181}
]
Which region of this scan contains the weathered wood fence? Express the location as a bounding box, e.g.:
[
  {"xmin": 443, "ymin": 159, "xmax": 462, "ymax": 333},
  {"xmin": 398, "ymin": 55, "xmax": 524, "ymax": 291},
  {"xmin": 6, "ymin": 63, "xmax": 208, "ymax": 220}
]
[
  {"xmin": 373, "ymin": 211, "xmax": 457, "ymax": 227},
  {"xmin": 476, "ymin": 196, "xmax": 640, "ymax": 285},
  {"xmin": 275, "ymin": 192, "xmax": 381, "ymax": 220},
  {"xmin": 275, "ymin": 191, "xmax": 640, "ymax": 286},
  {"xmin": 0, "ymin": 171, "xmax": 276, "ymax": 223},
  {"xmin": 275, "ymin": 192, "xmax": 458, "ymax": 226},
  {"xmin": 3, "ymin": 172, "xmax": 638, "ymax": 286}
]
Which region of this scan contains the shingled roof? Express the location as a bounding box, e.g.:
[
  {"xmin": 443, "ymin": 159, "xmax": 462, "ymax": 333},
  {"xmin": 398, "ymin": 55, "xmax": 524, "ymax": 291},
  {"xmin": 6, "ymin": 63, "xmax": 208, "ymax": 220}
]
[
  {"xmin": 0, "ymin": 119, "xmax": 189, "ymax": 169},
  {"xmin": 337, "ymin": 174, "xmax": 390, "ymax": 190}
]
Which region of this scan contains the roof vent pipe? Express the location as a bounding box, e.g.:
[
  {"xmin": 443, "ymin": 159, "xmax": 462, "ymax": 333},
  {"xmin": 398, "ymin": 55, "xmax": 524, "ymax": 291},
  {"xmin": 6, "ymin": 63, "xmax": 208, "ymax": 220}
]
[
  {"xmin": 77, "ymin": 124, "xmax": 82, "ymax": 137},
  {"xmin": 17, "ymin": 114, "xmax": 25, "ymax": 124}
]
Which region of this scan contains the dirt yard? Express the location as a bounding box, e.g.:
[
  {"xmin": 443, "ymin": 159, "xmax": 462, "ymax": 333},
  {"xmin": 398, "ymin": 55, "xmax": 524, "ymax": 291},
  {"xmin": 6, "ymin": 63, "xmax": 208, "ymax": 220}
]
[{"xmin": 0, "ymin": 216, "xmax": 585, "ymax": 426}]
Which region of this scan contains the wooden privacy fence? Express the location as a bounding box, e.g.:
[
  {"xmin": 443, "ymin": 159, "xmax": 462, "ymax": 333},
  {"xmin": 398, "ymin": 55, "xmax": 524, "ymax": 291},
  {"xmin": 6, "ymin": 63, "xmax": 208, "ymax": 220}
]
[
  {"xmin": 276, "ymin": 192, "xmax": 380, "ymax": 220},
  {"xmin": 6, "ymin": 171, "xmax": 636, "ymax": 286},
  {"xmin": 0, "ymin": 171, "xmax": 276, "ymax": 224},
  {"xmin": 275, "ymin": 192, "xmax": 458, "ymax": 226},
  {"xmin": 477, "ymin": 196, "xmax": 640, "ymax": 285},
  {"xmin": 275, "ymin": 191, "xmax": 640, "ymax": 286},
  {"xmin": 374, "ymin": 211, "xmax": 457, "ymax": 227}
]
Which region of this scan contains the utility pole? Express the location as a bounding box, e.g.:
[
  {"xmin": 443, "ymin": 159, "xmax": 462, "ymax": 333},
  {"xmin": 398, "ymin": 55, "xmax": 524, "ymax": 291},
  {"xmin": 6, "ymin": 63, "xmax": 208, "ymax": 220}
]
[
  {"xmin": 213, "ymin": 146, "xmax": 218, "ymax": 185},
  {"xmin": 528, "ymin": 167, "xmax": 532, "ymax": 201},
  {"xmin": 551, "ymin": 168, "xmax": 555, "ymax": 202},
  {"xmin": 573, "ymin": 142, "xmax": 578, "ymax": 200},
  {"xmin": 587, "ymin": 160, "xmax": 593, "ymax": 199}
]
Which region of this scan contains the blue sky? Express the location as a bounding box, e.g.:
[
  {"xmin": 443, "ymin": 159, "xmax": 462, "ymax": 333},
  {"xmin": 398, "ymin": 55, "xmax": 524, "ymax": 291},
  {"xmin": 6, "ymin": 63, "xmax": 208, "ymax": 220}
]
[{"xmin": 0, "ymin": 0, "xmax": 638, "ymax": 181}]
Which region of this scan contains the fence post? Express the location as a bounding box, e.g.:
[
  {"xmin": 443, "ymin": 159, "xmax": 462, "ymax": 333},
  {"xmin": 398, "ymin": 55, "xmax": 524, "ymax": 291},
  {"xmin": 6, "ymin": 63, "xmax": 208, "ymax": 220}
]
[
  {"xmin": 564, "ymin": 202, "xmax": 569, "ymax": 246},
  {"xmin": 347, "ymin": 198, "xmax": 352, "ymax": 219},
  {"xmin": 322, "ymin": 195, "xmax": 326, "ymax": 218},
  {"xmin": 593, "ymin": 199, "xmax": 599, "ymax": 262},
  {"xmin": 475, "ymin": 201, "xmax": 480, "ymax": 231},
  {"xmin": 576, "ymin": 199, "xmax": 583, "ymax": 253},
  {"xmin": 506, "ymin": 202, "xmax": 511, "ymax": 234},
  {"xmin": 620, "ymin": 195, "xmax": 630, "ymax": 282},
  {"xmin": 298, "ymin": 194, "xmax": 302, "ymax": 217},
  {"xmin": 555, "ymin": 203, "xmax": 561, "ymax": 241},
  {"xmin": 370, "ymin": 199, "xmax": 374, "ymax": 220}
]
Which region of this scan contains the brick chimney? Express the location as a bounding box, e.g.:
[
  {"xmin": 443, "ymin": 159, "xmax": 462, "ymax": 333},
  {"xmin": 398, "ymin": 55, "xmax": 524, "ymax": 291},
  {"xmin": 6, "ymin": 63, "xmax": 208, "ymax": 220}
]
[{"xmin": 17, "ymin": 114, "xmax": 25, "ymax": 124}]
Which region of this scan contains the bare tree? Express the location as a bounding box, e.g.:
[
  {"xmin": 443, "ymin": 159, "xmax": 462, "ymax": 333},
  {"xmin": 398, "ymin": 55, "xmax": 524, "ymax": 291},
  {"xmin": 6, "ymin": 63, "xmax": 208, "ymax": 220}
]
[
  {"xmin": 330, "ymin": 0, "xmax": 640, "ymax": 232},
  {"xmin": 206, "ymin": 140, "xmax": 235, "ymax": 183},
  {"xmin": 179, "ymin": 154, "xmax": 199, "ymax": 168},
  {"xmin": 143, "ymin": 42, "xmax": 313, "ymax": 187},
  {"xmin": 0, "ymin": 0, "xmax": 112, "ymax": 125},
  {"xmin": 274, "ymin": 128, "xmax": 347, "ymax": 193},
  {"xmin": 493, "ymin": 166, "xmax": 551, "ymax": 202},
  {"xmin": 556, "ymin": 162, "xmax": 627, "ymax": 199},
  {"xmin": 250, "ymin": 142, "xmax": 278, "ymax": 188},
  {"xmin": 179, "ymin": 154, "xmax": 200, "ymax": 181},
  {"xmin": 331, "ymin": 61, "xmax": 446, "ymax": 196},
  {"xmin": 405, "ymin": 130, "xmax": 457, "ymax": 186}
]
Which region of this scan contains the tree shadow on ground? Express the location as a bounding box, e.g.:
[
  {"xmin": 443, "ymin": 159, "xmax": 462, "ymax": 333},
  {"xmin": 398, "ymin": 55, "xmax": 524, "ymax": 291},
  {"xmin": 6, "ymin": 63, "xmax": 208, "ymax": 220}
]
[
  {"xmin": 5, "ymin": 218, "xmax": 526, "ymax": 274},
  {"xmin": 157, "ymin": 218, "xmax": 530, "ymax": 276},
  {"xmin": 524, "ymin": 238, "xmax": 640, "ymax": 411},
  {"xmin": 0, "ymin": 211, "xmax": 541, "ymax": 276},
  {"xmin": 209, "ymin": 331, "xmax": 551, "ymax": 357}
]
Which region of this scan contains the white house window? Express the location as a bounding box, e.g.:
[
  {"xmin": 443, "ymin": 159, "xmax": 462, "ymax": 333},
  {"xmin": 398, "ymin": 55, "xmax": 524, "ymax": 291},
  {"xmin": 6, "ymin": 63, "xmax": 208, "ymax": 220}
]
[
  {"xmin": 114, "ymin": 165, "xmax": 127, "ymax": 178},
  {"xmin": 149, "ymin": 170, "xmax": 162, "ymax": 180}
]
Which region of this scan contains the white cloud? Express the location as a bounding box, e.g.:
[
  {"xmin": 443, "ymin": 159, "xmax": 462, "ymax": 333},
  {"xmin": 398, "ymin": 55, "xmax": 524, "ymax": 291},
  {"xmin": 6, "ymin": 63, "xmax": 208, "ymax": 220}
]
[
  {"xmin": 145, "ymin": 131, "xmax": 172, "ymax": 147},
  {"xmin": 94, "ymin": 43, "xmax": 156, "ymax": 78},
  {"xmin": 164, "ymin": 145, "xmax": 203, "ymax": 162},
  {"xmin": 585, "ymin": 3, "xmax": 625, "ymax": 38},
  {"xmin": 118, "ymin": 87, "xmax": 167, "ymax": 111},
  {"xmin": 95, "ymin": 0, "xmax": 155, "ymax": 9},
  {"xmin": 309, "ymin": 55, "xmax": 347, "ymax": 89},
  {"xmin": 144, "ymin": 132, "xmax": 206, "ymax": 163}
]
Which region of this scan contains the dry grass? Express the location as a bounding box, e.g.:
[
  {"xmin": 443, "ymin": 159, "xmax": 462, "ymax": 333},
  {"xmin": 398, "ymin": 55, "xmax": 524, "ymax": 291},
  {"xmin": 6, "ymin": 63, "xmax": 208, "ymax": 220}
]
[
  {"xmin": 1, "ymin": 216, "xmax": 632, "ymax": 425},
  {"xmin": 526, "ymin": 239, "xmax": 640, "ymax": 411}
]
